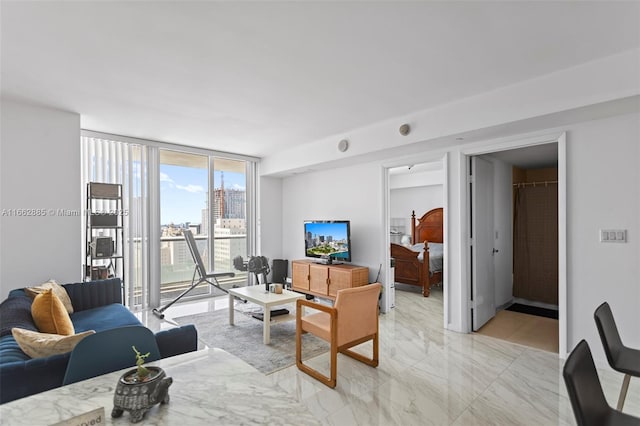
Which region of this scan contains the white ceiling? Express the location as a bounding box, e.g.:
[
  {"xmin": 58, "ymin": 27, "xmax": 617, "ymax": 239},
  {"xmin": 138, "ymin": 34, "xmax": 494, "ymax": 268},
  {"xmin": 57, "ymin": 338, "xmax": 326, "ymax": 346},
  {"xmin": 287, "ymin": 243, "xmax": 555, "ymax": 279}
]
[{"xmin": 2, "ymin": 1, "xmax": 639, "ymax": 158}]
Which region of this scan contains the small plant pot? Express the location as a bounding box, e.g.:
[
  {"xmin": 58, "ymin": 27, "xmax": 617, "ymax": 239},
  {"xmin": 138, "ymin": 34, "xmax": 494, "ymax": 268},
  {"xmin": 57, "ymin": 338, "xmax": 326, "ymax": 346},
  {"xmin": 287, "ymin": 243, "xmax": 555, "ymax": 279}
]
[{"xmin": 112, "ymin": 366, "xmax": 172, "ymax": 423}]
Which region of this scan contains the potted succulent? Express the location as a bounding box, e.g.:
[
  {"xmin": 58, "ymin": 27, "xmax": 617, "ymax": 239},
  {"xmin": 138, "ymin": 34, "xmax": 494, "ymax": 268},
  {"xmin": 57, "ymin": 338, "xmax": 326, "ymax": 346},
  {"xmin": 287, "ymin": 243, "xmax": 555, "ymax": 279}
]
[{"xmin": 111, "ymin": 346, "xmax": 173, "ymax": 423}]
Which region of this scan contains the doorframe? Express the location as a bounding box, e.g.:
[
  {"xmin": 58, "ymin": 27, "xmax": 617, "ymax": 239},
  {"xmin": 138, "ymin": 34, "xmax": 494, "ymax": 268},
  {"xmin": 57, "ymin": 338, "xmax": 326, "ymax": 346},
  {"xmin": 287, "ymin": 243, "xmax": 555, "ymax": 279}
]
[
  {"xmin": 458, "ymin": 131, "xmax": 567, "ymax": 357},
  {"xmin": 382, "ymin": 151, "xmax": 449, "ymax": 326}
]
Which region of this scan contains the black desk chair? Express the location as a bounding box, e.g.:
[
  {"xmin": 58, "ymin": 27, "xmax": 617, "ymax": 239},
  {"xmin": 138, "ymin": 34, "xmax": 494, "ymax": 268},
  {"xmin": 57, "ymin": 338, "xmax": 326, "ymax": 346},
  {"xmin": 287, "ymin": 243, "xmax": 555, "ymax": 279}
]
[
  {"xmin": 594, "ymin": 302, "xmax": 640, "ymax": 411},
  {"xmin": 152, "ymin": 230, "xmax": 234, "ymax": 319},
  {"xmin": 563, "ymin": 340, "xmax": 640, "ymax": 426}
]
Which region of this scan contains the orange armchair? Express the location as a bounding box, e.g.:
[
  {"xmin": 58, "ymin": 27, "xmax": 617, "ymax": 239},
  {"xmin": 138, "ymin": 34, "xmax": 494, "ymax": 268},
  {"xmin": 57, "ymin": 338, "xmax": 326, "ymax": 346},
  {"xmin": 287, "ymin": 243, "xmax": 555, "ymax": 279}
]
[{"xmin": 296, "ymin": 283, "xmax": 382, "ymax": 388}]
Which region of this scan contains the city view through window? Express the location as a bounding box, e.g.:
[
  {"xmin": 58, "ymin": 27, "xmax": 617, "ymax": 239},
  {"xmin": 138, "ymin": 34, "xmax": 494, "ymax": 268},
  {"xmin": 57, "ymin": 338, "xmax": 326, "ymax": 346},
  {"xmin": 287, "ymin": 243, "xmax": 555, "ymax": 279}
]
[{"xmin": 159, "ymin": 151, "xmax": 247, "ymax": 301}]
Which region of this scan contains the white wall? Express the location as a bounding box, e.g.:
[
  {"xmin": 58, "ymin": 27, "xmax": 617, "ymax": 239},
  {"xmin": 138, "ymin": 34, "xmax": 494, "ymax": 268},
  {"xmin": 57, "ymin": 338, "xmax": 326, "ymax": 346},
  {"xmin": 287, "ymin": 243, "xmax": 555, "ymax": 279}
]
[
  {"xmin": 389, "ymin": 169, "xmax": 444, "ymax": 189},
  {"xmin": 281, "ymin": 162, "xmax": 383, "ymax": 282},
  {"xmin": 390, "ymin": 185, "xmax": 443, "ymax": 237},
  {"xmin": 258, "ymin": 175, "xmax": 283, "ymax": 259},
  {"xmin": 0, "ymin": 100, "xmax": 81, "ymax": 296},
  {"xmin": 566, "ymin": 112, "xmax": 639, "ymax": 363},
  {"xmin": 274, "ymin": 111, "xmax": 640, "ymax": 367}
]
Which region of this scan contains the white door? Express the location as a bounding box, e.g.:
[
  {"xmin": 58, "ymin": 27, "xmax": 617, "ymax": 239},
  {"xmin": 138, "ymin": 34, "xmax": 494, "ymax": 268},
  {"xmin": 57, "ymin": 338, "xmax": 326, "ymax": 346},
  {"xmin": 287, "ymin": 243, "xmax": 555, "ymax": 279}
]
[{"xmin": 471, "ymin": 156, "xmax": 496, "ymax": 331}]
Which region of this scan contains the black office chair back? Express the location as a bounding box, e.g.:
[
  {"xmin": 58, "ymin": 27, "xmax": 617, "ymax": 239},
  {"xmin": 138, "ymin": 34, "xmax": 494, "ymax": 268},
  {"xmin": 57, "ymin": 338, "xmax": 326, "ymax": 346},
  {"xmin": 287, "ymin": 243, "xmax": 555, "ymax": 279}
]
[
  {"xmin": 184, "ymin": 229, "xmax": 207, "ymax": 278},
  {"xmin": 594, "ymin": 302, "xmax": 624, "ymax": 365},
  {"xmin": 563, "ymin": 340, "xmax": 610, "ymax": 426}
]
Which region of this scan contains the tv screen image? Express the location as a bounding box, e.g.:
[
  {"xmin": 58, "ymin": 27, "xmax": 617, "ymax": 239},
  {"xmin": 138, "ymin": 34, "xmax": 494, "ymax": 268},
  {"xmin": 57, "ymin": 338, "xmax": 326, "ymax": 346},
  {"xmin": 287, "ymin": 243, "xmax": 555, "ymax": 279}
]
[{"xmin": 304, "ymin": 220, "xmax": 351, "ymax": 262}]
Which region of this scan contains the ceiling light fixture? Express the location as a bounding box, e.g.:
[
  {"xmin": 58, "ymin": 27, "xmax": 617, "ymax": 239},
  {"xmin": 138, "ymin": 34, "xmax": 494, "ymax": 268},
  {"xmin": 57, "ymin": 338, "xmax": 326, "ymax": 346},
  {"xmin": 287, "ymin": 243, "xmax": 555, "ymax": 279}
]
[{"xmin": 337, "ymin": 139, "xmax": 349, "ymax": 152}]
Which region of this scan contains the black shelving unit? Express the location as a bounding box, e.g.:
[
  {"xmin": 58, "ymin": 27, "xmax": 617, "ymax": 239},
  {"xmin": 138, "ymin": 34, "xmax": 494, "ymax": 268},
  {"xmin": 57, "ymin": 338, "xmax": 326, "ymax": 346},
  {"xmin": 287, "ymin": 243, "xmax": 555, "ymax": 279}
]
[{"xmin": 85, "ymin": 182, "xmax": 124, "ymax": 285}]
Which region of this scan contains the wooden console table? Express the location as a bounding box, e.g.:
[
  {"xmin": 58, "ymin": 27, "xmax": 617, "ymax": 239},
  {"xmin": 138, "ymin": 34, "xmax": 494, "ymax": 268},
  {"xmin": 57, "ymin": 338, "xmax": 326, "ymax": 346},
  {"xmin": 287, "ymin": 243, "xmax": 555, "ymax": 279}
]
[{"xmin": 291, "ymin": 260, "xmax": 368, "ymax": 300}]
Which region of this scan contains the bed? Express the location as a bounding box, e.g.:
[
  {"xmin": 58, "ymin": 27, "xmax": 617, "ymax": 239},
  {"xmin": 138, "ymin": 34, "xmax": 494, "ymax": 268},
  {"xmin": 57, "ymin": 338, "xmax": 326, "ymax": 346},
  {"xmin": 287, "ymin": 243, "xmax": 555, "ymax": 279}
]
[{"xmin": 390, "ymin": 208, "xmax": 443, "ymax": 297}]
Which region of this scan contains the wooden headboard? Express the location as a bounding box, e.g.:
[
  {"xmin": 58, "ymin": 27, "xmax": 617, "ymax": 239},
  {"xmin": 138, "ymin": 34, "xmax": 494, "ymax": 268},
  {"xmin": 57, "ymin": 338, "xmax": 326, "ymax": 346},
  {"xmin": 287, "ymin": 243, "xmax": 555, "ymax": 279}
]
[{"xmin": 411, "ymin": 208, "xmax": 443, "ymax": 244}]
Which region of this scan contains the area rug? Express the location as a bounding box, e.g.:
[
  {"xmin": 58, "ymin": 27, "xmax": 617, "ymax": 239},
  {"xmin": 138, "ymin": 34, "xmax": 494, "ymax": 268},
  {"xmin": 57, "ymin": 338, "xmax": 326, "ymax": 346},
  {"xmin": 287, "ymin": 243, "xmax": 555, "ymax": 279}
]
[{"xmin": 174, "ymin": 308, "xmax": 329, "ymax": 375}]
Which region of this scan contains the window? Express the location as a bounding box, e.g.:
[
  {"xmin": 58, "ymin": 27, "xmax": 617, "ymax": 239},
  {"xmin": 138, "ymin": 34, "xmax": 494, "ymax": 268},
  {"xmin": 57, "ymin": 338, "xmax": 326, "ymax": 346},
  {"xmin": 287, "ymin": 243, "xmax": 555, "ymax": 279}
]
[
  {"xmin": 82, "ymin": 131, "xmax": 256, "ymax": 309},
  {"xmin": 158, "ymin": 152, "xmax": 249, "ymax": 303}
]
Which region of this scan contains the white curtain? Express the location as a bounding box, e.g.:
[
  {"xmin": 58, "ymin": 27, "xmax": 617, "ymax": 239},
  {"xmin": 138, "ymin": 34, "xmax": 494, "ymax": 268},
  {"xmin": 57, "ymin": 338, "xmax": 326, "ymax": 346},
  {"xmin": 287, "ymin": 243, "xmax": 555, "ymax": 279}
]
[{"xmin": 81, "ymin": 136, "xmax": 150, "ymax": 309}]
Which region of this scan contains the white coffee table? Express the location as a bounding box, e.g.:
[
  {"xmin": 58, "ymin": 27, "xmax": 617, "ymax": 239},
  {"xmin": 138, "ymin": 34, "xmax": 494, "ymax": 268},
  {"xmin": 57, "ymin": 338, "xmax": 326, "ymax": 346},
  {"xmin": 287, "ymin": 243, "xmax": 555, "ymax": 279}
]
[{"xmin": 228, "ymin": 286, "xmax": 305, "ymax": 344}]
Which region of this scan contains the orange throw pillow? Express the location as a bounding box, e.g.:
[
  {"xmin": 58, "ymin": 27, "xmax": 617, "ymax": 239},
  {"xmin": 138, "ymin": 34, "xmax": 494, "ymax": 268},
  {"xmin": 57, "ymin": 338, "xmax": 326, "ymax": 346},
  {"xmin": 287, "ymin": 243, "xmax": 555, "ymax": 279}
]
[{"xmin": 31, "ymin": 289, "xmax": 75, "ymax": 335}]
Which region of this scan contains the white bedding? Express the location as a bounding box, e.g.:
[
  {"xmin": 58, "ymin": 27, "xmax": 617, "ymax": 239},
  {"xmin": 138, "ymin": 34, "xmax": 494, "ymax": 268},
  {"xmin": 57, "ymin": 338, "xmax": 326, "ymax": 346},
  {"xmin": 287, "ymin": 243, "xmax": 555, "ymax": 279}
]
[{"xmin": 410, "ymin": 243, "xmax": 444, "ymax": 273}]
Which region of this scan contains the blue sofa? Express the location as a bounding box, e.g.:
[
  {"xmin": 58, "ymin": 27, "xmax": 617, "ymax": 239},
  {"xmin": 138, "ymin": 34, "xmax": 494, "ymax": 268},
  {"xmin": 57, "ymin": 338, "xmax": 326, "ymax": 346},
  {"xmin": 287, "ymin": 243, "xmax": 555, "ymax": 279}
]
[{"xmin": 0, "ymin": 278, "xmax": 197, "ymax": 404}]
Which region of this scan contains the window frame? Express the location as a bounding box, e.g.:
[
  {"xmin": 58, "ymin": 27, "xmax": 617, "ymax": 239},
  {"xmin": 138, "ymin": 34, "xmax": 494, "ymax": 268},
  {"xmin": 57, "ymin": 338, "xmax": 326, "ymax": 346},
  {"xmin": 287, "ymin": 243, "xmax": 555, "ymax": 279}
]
[{"xmin": 82, "ymin": 129, "xmax": 258, "ymax": 308}]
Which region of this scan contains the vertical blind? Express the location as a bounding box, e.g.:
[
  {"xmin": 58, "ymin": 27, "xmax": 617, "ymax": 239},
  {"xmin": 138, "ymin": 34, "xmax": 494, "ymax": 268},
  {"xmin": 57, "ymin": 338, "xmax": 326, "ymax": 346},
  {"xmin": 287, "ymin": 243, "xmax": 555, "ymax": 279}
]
[{"xmin": 81, "ymin": 136, "xmax": 150, "ymax": 309}]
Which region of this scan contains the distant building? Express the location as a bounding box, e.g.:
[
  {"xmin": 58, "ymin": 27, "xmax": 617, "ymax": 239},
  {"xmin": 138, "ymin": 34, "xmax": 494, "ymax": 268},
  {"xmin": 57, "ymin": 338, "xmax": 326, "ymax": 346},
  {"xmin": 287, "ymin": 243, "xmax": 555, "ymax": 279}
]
[
  {"xmin": 161, "ymin": 223, "xmax": 183, "ymax": 238},
  {"xmin": 214, "ymin": 218, "xmax": 247, "ymax": 271},
  {"xmin": 213, "ymin": 188, "xmax": 246, "ymax": 220},
  {"xmin": 201, "ymin": 203, "xmax": 208, "ymax": 236},
  {"xmin": 160, "ymin": 186, "xmax": 247, "ymax": 288},
  {"xmin": 160, "ymin": 236, "xmax": 189, "ymax": 266},
  {"xmin": 202, "ymin": 188, "xmax": 246, "ymax": 236}
]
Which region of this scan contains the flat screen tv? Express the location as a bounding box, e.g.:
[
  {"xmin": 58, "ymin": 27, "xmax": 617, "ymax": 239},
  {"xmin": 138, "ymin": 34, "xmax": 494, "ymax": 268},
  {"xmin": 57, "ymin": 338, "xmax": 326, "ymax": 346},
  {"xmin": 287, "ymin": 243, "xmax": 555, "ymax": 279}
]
[{"xmin": 304, "ymin": 220, "xmax": 351, "ymax": 263}]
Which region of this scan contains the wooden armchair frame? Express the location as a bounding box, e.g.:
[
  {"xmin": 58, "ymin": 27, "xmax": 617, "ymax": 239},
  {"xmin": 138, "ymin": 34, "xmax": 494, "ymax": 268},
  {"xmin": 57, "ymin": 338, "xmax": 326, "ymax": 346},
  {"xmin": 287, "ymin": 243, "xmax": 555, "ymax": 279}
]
[{"xmin": 295, "ymin": 283, "xmax": 381, "ymax": 388}]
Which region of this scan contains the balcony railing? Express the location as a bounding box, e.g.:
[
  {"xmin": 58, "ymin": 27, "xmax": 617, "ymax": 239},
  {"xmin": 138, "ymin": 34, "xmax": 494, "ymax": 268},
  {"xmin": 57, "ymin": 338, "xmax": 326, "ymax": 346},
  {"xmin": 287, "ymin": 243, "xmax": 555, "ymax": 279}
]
[
  {"xmin": 123, "ymin": 234, "xmax": 248, "ymax": 308},
  {"xmin": 159, "ymin": 234, "xmax": 248, "ymax": 302}
]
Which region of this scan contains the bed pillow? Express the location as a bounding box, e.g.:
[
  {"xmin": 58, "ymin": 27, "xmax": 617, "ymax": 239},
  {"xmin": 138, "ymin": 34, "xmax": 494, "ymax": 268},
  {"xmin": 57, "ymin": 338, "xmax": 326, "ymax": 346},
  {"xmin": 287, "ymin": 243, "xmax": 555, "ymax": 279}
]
[
  {"xmin": 31, "ymin": 289, "xmax": 75, "ymax": 335},
  {"xmin": 11, "ymin": 328, "xmax": 95, "ymax": 358},
  {"xmin": 26, "ymin": 279, "xmax": 74, "ymax": 314}
]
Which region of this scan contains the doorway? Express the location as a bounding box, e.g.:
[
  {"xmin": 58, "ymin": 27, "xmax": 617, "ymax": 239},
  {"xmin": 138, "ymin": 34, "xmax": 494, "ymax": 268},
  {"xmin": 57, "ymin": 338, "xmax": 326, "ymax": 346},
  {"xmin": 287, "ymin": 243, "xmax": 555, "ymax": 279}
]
[
  {"xmin": 384, "ymin": 155, "xmax": 448, "ymax": 325},
  {"xmin": 467, "ymin": 142, "xmax": 562, "ymax": 353}
]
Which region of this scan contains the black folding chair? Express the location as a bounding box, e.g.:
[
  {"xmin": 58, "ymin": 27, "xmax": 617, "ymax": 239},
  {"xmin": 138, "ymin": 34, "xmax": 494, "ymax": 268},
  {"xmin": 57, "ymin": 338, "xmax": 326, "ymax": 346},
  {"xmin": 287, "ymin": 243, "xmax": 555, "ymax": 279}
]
[
  {"xmin": 152, "ymin": 230, "xmax": 235, "ymax": 319},
  {"xmin": 594, "ymin": 302, "xmax": 640, "ymax": 411},
  {"xmin": 563, "ymin": 339, "xmax": 640, "ymax": 426}
]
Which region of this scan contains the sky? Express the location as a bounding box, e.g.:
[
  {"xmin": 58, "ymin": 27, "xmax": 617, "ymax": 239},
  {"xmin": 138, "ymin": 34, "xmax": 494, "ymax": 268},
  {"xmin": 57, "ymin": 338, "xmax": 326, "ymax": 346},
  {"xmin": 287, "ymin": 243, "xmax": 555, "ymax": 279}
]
[{"xmin": 160, "ymin": 165, "xmax": 245, "ymax": 225}]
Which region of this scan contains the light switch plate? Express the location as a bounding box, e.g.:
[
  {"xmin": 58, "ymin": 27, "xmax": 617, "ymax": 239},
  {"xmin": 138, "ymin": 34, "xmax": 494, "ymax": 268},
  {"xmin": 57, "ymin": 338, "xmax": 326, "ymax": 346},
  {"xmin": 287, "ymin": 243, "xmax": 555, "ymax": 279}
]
[{"xmin": 600, "ymin": 229, "xmax": 627, "ymax": 243}]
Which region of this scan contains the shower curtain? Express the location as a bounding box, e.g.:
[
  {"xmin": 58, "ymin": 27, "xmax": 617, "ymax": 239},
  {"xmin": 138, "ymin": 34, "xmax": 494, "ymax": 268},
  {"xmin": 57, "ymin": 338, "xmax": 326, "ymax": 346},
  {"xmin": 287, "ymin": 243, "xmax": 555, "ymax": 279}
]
[{"xmin": 513, "ymin": 184, "xmax": 558, "ymax": 304}]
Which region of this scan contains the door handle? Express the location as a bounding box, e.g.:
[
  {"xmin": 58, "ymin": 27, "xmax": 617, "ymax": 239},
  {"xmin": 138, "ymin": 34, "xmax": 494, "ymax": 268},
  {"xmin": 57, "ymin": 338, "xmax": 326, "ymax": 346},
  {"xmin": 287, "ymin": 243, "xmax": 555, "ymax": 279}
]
[{"xmin": 492, "ymin": 248, "xmax": 499, "ymax": 254}]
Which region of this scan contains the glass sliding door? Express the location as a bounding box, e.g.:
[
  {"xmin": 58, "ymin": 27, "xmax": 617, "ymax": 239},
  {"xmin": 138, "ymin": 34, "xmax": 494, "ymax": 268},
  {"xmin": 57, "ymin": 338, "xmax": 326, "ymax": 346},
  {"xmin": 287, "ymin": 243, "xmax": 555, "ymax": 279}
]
[
  {"xmin": 159, "ymin": 150, "xmax": 210, "ymax": 303},
  {"xmin": 158, "ymin": 151, "xmax": 249, "ymax": 304}
]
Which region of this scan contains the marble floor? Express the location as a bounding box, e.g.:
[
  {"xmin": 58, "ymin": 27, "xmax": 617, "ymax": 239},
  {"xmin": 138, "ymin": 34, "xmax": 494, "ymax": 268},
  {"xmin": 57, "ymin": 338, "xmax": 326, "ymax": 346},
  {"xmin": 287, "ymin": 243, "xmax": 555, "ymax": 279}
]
[{"xmin": 138, "ymin": 287, "xmax": 640, "ymax": 425}]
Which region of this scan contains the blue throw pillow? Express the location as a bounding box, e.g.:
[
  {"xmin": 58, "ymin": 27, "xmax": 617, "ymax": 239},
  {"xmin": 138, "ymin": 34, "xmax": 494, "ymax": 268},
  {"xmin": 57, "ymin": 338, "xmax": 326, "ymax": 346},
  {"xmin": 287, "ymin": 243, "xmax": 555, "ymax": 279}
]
[{"xmin": 0, "ymin": 296, "xmax": 38, "ymax": 337}]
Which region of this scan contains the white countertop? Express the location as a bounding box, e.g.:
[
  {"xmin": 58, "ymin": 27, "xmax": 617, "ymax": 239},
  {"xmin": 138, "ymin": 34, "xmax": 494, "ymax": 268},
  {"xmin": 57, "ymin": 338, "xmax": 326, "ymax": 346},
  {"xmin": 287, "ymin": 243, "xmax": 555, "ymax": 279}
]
[{"xmin": 0, "ymin": 348, "xmax": 319, "ymax": 425}]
